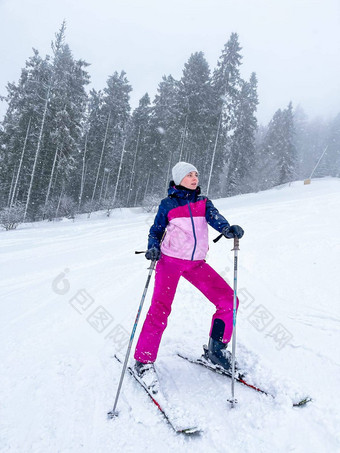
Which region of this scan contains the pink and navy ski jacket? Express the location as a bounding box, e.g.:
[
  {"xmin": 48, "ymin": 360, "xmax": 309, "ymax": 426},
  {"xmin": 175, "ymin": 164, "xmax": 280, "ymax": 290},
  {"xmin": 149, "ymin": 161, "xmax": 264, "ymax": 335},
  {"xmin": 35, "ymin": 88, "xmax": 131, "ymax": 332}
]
[{"xmin": 148, "ymin": 183, "xmax": 230, "ymax": 261}]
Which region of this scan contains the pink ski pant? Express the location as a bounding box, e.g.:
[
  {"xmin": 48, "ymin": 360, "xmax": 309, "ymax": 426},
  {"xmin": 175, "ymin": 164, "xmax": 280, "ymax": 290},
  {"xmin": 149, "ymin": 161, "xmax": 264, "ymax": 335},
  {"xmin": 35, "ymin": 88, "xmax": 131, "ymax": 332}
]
[{"xmin": 134, "ymin": 254, "xmax": 238, "ymax": 363}]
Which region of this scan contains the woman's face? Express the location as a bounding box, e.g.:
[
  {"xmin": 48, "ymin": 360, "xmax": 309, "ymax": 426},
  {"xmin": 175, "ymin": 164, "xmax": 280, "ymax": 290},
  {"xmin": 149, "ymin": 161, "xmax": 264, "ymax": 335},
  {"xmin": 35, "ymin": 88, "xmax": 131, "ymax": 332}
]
[{"xmin": 180, "ymin": 171, "xmax": 199, "ymax": 190}]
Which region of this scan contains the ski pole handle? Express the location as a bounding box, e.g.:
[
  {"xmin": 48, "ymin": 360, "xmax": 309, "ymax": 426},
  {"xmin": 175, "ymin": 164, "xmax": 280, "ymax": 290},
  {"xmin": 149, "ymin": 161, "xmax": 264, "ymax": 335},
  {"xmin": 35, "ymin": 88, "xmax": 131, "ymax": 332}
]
[
  {"xmin": 135, "ymin": 250, "xmax": 146, "ymax": 254},
  {"xmin": 232, "ymin": 237, "xmax": 240, "ymax": 251}
]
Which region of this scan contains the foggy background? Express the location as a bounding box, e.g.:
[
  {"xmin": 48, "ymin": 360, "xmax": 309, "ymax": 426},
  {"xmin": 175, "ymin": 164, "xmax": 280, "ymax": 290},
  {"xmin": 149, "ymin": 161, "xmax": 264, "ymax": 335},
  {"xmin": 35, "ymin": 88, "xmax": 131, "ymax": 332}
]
[{"xmin": 1, "ymin": 0, "xmax": 340, "ymax": 124}]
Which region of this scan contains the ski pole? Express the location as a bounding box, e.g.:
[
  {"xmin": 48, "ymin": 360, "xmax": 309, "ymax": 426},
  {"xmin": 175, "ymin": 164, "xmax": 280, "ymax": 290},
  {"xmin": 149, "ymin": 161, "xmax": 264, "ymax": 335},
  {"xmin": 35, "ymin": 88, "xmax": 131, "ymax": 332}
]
[
  {"xmin": 108, "ymin": 259, "xmax": 157, "ymax": 419},
  {"xmin": 214, "ymin": 233, "xmax": 241, "ymax": 406},
  {"xmin": 229, "ymin": 236, "xmax": 239, "ymax": 408}
]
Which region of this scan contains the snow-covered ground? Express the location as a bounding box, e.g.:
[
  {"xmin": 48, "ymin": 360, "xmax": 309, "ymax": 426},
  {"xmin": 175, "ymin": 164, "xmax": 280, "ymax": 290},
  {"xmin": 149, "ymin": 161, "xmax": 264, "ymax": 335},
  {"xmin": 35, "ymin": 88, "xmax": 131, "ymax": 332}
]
[{"xmin": 1, "ymin": 178, "xmax": 340, "ymax": 453}]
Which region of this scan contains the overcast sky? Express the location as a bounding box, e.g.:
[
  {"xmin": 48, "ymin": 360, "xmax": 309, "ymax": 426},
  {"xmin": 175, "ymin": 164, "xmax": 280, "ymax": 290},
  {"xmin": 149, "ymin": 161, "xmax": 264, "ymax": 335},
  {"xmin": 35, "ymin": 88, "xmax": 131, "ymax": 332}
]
[{"xmin": 1, "ymin": 0, "xmax": 339, "ymax": 124}]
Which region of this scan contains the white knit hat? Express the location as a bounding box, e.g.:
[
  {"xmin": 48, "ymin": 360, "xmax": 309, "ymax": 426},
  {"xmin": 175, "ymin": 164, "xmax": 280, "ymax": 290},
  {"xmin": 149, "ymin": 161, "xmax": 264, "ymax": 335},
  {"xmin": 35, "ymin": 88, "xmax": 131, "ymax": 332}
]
[{"xmin": 172, "ymin": 162, "xmax": 198, "ymax": 185}]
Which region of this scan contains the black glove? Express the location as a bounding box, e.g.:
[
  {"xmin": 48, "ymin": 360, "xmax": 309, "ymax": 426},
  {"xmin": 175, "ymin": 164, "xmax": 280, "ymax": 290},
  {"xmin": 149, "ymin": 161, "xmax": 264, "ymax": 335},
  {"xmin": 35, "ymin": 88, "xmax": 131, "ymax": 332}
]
[
  {"xmin": 145, "ymin": 247, "xmax": 161, "ymax": 261},
  {"xmin": 222, "ymin": 225, "xmax": 244, "ymax": 239}
]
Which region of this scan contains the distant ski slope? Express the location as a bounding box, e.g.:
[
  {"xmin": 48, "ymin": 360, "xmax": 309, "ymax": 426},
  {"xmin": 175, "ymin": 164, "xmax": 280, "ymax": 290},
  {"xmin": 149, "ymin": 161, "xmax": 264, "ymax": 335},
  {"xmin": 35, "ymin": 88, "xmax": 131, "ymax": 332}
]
[{"xmin": 1, "ymin": 178, "xmax": 339, "ymax": 453}]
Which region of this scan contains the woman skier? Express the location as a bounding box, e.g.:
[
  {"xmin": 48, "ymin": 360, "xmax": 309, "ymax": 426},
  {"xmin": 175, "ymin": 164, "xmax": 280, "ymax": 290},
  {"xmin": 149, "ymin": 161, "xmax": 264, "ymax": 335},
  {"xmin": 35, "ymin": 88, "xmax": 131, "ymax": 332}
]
[{"xmin": 134, "ymin": 162, "xmax": 244, "ymax": 384}]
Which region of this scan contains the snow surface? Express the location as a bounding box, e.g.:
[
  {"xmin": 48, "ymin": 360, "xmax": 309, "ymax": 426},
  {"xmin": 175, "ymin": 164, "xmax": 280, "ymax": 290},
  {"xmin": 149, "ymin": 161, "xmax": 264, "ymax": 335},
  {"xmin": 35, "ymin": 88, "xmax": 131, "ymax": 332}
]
[{"xmin": 1, "ymin": 178, "xmax": 340, "ymax": 453}]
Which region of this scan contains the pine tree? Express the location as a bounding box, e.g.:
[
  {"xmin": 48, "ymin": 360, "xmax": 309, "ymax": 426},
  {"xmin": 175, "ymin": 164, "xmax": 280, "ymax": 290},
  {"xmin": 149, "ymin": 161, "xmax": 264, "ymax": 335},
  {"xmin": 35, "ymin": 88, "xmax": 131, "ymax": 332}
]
[
  {"xmin": 42, "ymin": 23, "xmax": 90, "ymax": 217},
  {"xmin": 0, "ymin": 49, "xmax": 52, "ymax": 217},
  {"xmin": 293, "ymin": 106, "xmax": 309, "ymax": 178},
  {"xmin": 149, "ymin": 75, "xmax": 181, "ymax": 197},
  {"xmin": 278, "ymin": 102, "xmax": 297, "ymax": 184},
  {"xmin": 103, "ymin": 71, "xmax": 131, "ymax": 211},
  {"xmin": 0, "ymin": 22, "xmax": 90, "ymax": 220},
  {"xmin": 210, "ymin": 33, "xmax": 243, "ymax": 196},
  {"xmin": 257, "ymin": 103, "xmax": 297, "ymax": 190},
  {"xmin": 257, "ymin": 109, "xmax": 283, "ymax": 190},
  {"xmin": 125, "ymin": 93, "xmax": 152, "ymax": 206},
  {"xmin": 84, "ymin": 71, "xmax": 131, "ymax": 214},
  {"xmin": 78, "ymin": 89, "xmax": 105, "ymax": 212},
  {"xmin": 177, "ymin": 51, "xmax": 215, "ymax": 186},
  {"xmin": 227, "ymin": 72, "xmax": 259, "ymax": 195},
  {"xmin": 294, "ymin": 109, "xmax": 328, "ymax": 180},
  {"xmin": 321, "ymin": 113, "xmax": 340, "ymax": 177}
]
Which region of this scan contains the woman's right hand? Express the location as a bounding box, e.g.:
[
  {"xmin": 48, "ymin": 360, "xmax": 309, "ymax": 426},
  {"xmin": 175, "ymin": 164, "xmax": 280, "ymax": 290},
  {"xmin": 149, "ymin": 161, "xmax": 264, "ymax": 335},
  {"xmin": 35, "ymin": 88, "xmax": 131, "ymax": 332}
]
[{"xmin": 145, "ymin": 247, "xmax": 161, "ymax": 261}]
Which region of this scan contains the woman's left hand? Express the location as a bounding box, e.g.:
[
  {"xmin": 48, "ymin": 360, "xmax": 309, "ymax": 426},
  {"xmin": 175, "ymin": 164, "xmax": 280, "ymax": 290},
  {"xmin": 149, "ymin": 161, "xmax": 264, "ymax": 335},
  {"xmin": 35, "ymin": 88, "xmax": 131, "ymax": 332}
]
[{"xmin": 222, "ymin": 225, "xmax": 244, "ymax": 239}]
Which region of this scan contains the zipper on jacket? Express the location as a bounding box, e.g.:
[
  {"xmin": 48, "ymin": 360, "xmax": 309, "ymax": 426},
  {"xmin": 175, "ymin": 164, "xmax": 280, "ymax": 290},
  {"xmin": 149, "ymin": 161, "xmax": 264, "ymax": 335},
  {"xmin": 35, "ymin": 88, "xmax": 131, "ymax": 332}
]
[{"xmin": 187, "ymin": 201, "xmax": 197, "ymax": 260}]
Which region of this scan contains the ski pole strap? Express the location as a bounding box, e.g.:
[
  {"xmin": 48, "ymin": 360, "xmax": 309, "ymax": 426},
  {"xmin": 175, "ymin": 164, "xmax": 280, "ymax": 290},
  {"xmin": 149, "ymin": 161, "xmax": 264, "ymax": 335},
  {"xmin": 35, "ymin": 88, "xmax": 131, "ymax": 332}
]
[
  {"xmin": 214, "ymin": 235, "xmax": 241, "ymax": 247},
  {"xmin": 213, "ymin": 233, "xmax": 223, "ymax": 243}
]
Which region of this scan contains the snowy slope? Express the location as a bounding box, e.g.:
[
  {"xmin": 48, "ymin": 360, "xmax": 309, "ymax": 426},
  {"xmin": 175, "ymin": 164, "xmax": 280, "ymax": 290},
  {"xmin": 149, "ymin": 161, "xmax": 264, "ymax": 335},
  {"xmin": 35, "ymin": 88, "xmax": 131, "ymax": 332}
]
[{"xmin": 1, "ymin": 178, "xmax": 340, "ymax": 453}]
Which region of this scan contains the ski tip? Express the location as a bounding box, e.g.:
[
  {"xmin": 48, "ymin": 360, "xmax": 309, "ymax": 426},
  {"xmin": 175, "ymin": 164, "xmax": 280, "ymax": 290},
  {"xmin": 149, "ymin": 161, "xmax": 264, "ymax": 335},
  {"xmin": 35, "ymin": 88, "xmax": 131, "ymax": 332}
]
[
  {"xmin": 107, "ymin": 410, "xmax": 119, "ymax": 419},
  {"xmin": 114, "ymin": 354, "xmax": 122, "ymax": 363},
  {"xmin": 293, "ymin": 397, "xmax": 312, "ymax": 407},
  {"xmin": 177, "ymin": 427, "xmax": 202, "ymax": 435}
]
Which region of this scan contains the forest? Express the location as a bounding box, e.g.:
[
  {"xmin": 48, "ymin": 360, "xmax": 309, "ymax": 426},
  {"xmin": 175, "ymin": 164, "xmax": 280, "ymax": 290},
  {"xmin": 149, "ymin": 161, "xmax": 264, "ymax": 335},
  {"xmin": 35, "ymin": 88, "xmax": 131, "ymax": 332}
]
[{"xmin": 0, "ymin": 22, "xmax": 339, "ymax": 227}]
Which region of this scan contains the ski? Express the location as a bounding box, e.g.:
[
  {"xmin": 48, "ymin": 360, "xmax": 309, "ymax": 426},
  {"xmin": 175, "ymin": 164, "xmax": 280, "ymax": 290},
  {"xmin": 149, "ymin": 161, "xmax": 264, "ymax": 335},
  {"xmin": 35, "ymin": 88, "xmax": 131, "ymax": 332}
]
[
  {"xmin": 113, "ymin": 355, "xmax": 201, "ymax": 435},
  {"xmin": 177, "ymin": 352, "xmax": 312, "ymax": 407}
]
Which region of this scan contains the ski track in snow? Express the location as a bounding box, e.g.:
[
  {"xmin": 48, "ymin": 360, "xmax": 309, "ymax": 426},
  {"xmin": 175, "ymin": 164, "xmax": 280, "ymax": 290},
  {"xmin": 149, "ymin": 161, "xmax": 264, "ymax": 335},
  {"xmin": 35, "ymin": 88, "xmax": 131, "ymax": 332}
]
[{"xmin": 1, "ymin": 178, "xmax": 340, "ymax": 453}]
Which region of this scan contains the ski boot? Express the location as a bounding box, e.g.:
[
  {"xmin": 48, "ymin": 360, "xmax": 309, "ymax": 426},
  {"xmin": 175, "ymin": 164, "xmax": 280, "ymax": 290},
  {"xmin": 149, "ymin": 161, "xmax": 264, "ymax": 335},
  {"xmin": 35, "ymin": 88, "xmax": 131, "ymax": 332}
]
[
  {"xmin": 134, "ymin": 361, "xmax": 159, "ymax": 394},
  {"xmin": 203, "ymin": 338, "xmax": 241, "ymax": 377}
]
